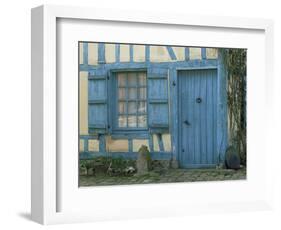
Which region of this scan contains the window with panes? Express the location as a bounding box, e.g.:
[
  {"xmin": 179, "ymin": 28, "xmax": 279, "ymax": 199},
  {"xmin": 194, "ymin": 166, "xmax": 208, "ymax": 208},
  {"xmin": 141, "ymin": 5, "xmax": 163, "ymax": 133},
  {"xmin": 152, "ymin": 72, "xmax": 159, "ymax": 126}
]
[{"xmin": 116, "ymin": 71, "xmax": 147, "ymax": 129}]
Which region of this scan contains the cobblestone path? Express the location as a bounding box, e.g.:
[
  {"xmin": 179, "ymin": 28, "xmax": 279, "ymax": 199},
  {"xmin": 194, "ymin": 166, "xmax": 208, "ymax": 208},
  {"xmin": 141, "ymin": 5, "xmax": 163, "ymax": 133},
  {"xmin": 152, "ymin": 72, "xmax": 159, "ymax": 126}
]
[{"xmin": 79, "ymin": 168, "xmax": 246, "ymax": 186}]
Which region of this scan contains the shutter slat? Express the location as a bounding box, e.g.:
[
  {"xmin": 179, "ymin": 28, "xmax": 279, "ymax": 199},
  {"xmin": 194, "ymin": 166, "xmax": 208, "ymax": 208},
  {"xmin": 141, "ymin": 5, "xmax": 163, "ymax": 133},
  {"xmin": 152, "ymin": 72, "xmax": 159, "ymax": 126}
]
[
  {"xmin": 88, "ymin": 69, "xmax": 108, "ymax": 134},
  {"xmin": 148, "ymin": 67, "xmax": 169, "ymax": 133}
]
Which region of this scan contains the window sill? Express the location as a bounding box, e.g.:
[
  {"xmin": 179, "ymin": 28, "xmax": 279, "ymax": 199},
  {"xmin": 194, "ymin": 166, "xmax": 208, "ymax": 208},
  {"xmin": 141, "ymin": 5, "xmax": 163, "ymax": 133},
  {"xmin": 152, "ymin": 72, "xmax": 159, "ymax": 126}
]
[{"xmin": 110, "ymin": 130, "xmax": 149, "ymax": 139}]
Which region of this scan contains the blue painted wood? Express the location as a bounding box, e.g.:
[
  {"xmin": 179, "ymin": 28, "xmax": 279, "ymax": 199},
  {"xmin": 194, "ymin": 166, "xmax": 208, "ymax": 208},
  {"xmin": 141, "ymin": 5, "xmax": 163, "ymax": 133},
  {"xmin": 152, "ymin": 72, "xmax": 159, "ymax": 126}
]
[
  {"xmin": 206, "ymin": 72, "xmax": 213, "ymax": 164},
  {"xmin": 99, "ymin": 134, "xmax": 106, "ymax": 152},
  {"xmin": 80, "ymin": 59, "xmax": 218, "ymax": 72},
  {"xmin": 80, "ymin": 43, "xmax": 224, "ymax": 163},
  {"xmin": 147, "ymin": 67, "xmax": 169, "ymax": 133},
  {"xmin": 169, "ymin": 68, "xmax": 178, "ymax": 161},
  {"xmin": 110, "ymin": 132, "xmax": 149, "ymax": 139},
  {"xmin": 83, "ymin": 42, "xmax": 88, "ymax": 65},
  {"xmin": 213, "ymin": 69, "xmax": 218, "ymax": 164},
  {"xmin": 128, "ymin": 139, "xmax": 133, "ymax": 152},
  {"xmin": 202, "ymin": 48, "xmax": 207, "ymax": 60},
  {"xmin": 98, "ymin": 43, "xmax": 105, "ymax": 64},
  {"xmin": 79, "ymin": 151, "xmax": 172, "ymax": 160},
  {"xmin": 115, "ymin": 44, "xmax": 120, "ymax": 63},
  {"xmin": 200, "ymin": 71, "xmax": 207, "ymax": 163},
  {"xmin": 80, "ymin": 135, "xmax": 98, "ymax": 140},
  {"xmin": 145, "ymin": 45, "xmax": 150, "ymax": 63},
  {"xmin": 185, "ymin": 47, "xmax": 190, "ymax": 61},
  {"xmin": 129, "ymin": 44, "xmax": 133, "ymax": 63},
  {"xmin": 88, "ymin": 69, "xmax": 108, "ymax": 134},
  {"xmin": 83, "ymin": 138, "xmax": 89, "ymax": 152},
  {"xmin": 166, "ymin": 46, "xmax": 177, "ymax": 60},
  {"xmin": 149, "ymin": 134, "xmax": 154, "ymax": 152},
  {"xmin": 194, "ymin": 71, "xmax": 200, "ymax": 164},
  {"xmin": 178, "ymin": 69, "xmax": 217, "ymax": 168}
]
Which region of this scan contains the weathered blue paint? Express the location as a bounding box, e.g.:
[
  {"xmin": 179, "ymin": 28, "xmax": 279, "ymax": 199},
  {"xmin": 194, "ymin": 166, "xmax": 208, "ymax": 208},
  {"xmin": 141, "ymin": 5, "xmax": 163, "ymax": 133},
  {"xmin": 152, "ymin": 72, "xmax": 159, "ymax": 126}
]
[
  {"xmin": 80, "ymin": 134, "xmax": 99, "ymax": 140},
  {"xmin": 147, "ymin": 67, "xmax": 169, "ymax": 133},
  {"xmin": 83, "ymin": 42, "xmax": 88, "ymax": 65},
  {"xmin": 99, "ymin": 134, "xmax": 106, "ymax": 152},
  {"xmin": 79, "ymin": 151, "xmax": 172, "ymax": 160},
  {"xmin": 128, "ymin": 139, "xmax": 133, "ymax": 152},
  {"xmin": 178, "ymin": 69, "xmax": 218, "ymax": 168},
  {"xmin": 98, "ymin": 43, "xmax": 105, "ymax": 64},
  {"xmin": 110, "ymin": 133, "xmax": 149, "ymax": 139},
  {"xmin": 80, "ymin": 44, "xmax": 228, "ymax": 165},
  {"xmin": 83, "ymin": 137, "xmax": 89, "ymax": 152},
  {"xmin": 202, "ymin": 48, "xmax": 207, "ymax": 59},
  {"xmin": 80, "ymin": 59, "xmax": 217, "ymax": 72},
  {"xmin": 88, "ymin": 69, "xmax": 108, "ymax": 134},
  {"xmin": 145, "ymin": 45, "xmax": 150, "ymax": 63},
  {"xmin": 129, "ymin": 44, "xmax": 133, "ymax": 63},
  {"xmin": 166, "ymin": 46, "xmax": 177, "ymax": 60},
  {"xmin": 115, "ymin": 44, "xmax": 120, "ymax": 63},
  {"xmin": 169, "ymin": 68, "xmax": 179, "ymax": 162},
  {"xmin": 185, "ymin": 47, "xmax": 190, "ymax": 61},
  {"xmin": 149, "ymin": 134, "xmax": 154, "ymax": 152}
]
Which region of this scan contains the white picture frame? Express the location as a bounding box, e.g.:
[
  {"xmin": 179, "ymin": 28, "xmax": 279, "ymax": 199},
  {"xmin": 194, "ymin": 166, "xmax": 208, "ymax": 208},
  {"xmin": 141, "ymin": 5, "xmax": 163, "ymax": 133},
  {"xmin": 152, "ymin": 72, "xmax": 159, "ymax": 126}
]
[{"xmin": 31, "ymin": 5, "xmax": 274, "ymax": 225}]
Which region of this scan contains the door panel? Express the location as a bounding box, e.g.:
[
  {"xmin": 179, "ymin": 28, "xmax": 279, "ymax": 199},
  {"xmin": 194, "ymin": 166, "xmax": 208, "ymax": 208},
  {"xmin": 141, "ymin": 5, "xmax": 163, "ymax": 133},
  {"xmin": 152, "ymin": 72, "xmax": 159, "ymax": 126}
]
[{"xmin": 178, "ymin": 69, "xmax": 217, "ymax": 168}]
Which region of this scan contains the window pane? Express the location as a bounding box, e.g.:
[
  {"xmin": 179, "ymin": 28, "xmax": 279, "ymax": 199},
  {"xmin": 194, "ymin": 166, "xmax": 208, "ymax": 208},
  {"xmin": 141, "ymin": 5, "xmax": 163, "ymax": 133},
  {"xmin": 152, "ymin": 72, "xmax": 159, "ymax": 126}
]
[
  {"xmin": 139, "ymin": 87, "xmax": 146, "ymax": 99},
  {"xmin": 118, "ymin": 102, "xmax": 126, "ymax": 114},
  {"xmin": 138, "ymin": 72, "xmax": 146, "ymax": 86},
  {"xmin": 118, "ymin": 73, "xmax": 126, "ymax": 86},
  {"xmin": 116, "ymin": 71, "xmax": 147, "ymax": 129},
  {"xmin": 128, "ymin": 102, "xmax": 137, "ymax": 114},
  {"xmin": 138, "ymin": 101, "xmax": 146, "ymax": 114},
  {"xmin": 118, "ymin": 88, "xmax": 126, "ymax": 99},
  {"xmin": 127, "ymin": 73, "xmax": 137, "ymax": 86},
  {"xmin": 128, "ymin": 88, "xmax": 137, "ymax": 99},
  {"xmin": 118, "ymin": 115, "xmax": 127, "ymax": 127},
  {"xmin": 138, "ymin": 115, "xmax": 147, "ymax": 127},
  {"xmin": 128, "ymin": 116, "xmax": 137, "ymax": 127}
]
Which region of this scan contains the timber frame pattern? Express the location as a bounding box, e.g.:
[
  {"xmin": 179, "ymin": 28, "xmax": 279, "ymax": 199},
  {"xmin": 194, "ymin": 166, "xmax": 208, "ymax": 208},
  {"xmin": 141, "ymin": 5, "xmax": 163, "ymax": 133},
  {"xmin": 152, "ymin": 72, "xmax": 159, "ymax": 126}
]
[{"xmin": 79, "ymin": 43, "xmax": 228, "ymax": 167}]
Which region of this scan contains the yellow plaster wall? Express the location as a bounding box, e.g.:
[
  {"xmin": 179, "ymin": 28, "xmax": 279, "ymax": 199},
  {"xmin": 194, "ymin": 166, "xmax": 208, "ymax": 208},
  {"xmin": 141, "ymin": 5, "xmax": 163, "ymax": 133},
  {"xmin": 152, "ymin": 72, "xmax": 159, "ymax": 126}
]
[
  {"xmin": 120, "ymin": 44, "xmax": 130, "ymax": 62},
  {"xmin": 189, "ymin": 48, "xmax": 202, "ymax": 60},
  {"xmin": 88, "ymin": 43, "xmax": 98, "ymax": 65},
  {"xmin": 105, "ymin": 44, "xmax": 116, "ymax": 63},
  {"xmin": 150, "ymin": 46, "xmax": 172, "ymax": 62},
  {"xmin": 133, "ymin": 45, "xmax": 146, "ymax": 62},
  {"xmin": 106, "ymin": 136, "xmax": 129, "ymax": 152},
  {"xmin": 173, "ymin": 47, "xmax": 185, "ymax": 61},
  {"xmin": 88, "ymin": 139, "xmax": 99, "ymax": 152},
  {"xmin": 162, "ymin": 134, "xmax": 171, "ymax": 152},
  {"xmin": 79, "ymin": 71, "xmax": 88, "ymax": 135},
  {"xmin": 132, "ymin": 139, "xmax": 150, "ymax": 152},
  {"xmin": 79, "ymin": 139, "xmax": 84, "ymax": 152},
  {"xmin": 153, "ymin": 134, "xmax": 160, "ymax": 151},
  {"xmin": 206, "ymin": 48, "xmax": 218, "ymax": 59},
  {"xmin": 79, "ymin": 43, "xmax": 84, "ymax": 64}
]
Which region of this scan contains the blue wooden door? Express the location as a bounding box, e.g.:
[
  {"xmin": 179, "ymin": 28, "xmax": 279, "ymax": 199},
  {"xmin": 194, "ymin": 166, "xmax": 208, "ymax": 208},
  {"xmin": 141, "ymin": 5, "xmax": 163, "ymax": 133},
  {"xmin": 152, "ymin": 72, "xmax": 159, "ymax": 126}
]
[{"xmin": 178, "ymin": 69, "xmax": 217, "ymax": 168}]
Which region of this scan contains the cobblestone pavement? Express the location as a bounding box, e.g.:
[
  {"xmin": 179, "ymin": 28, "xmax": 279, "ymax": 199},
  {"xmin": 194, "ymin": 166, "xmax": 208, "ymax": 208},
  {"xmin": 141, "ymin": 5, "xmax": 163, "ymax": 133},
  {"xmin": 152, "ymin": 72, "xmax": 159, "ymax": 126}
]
[{"xmin": 79, "ymin": 168, "xmax": 246, "ymax": 186}]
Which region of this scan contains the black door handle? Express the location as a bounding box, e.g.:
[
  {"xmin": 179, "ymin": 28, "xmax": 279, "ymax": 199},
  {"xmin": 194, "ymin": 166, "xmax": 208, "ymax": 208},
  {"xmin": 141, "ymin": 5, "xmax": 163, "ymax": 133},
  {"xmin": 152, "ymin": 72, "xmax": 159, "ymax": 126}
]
[
  {"xmin": 196, "ymin": 97, "xmax": 202, "ymax": 103},
  {"xmin": 184, "ymin": 120, "xmax": 190, "ymax": 126}
]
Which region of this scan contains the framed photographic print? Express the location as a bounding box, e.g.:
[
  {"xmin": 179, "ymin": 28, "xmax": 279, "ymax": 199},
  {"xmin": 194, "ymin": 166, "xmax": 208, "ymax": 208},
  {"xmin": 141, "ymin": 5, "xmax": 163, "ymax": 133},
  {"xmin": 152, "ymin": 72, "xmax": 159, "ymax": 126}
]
[{"xmin": 31, "ymin": 5, "xmax": 274, "ymax": 225}]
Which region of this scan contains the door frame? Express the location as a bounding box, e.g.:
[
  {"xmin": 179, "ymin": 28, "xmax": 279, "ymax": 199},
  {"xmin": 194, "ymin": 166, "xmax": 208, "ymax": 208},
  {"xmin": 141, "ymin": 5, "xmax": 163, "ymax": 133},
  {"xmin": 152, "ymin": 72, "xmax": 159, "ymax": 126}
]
[
  {"xmin": 175, "ymin": 53, "xmax": 228, "ymax": 168},
  {"xmin": 177, "ymin": 67, "xmax": 218, "ymax": 168}
]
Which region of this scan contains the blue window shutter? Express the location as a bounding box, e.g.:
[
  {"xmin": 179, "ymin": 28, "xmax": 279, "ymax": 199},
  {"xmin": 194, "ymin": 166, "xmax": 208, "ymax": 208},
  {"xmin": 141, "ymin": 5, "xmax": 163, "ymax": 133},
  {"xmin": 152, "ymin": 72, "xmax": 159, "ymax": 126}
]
[
  {"xmin": 147, "ymin": 67, "xmax": 169, "ymax": 133},
  {"xmin": 88, "ymin": 69, "xmax": 108, "ymax": 134}
]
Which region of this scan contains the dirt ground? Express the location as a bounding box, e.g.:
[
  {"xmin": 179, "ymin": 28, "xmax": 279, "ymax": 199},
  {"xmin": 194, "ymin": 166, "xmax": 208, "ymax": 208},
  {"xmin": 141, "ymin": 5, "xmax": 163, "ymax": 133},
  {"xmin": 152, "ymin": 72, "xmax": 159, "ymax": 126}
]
[{"xmin": 79, "ymin": 167, "xmax": 246, "ymax": 187}]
